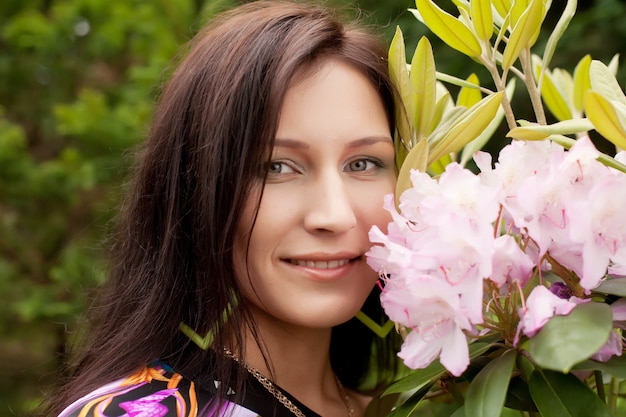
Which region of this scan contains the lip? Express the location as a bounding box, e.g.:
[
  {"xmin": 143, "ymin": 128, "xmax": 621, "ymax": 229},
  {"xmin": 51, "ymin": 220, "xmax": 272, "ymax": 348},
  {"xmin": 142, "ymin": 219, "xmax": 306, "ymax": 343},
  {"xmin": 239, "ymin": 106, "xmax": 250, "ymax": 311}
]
[{"xmin": 282, "ymin": 253, "xmax": 361, "ymax": 282}]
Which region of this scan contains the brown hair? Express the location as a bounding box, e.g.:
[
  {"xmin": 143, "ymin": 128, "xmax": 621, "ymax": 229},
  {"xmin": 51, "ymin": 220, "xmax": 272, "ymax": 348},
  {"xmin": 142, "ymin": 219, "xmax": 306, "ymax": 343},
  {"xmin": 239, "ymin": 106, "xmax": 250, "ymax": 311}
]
[{"xmin": 42, "ymin": 1, "xmax": 397, "ymax": 415}]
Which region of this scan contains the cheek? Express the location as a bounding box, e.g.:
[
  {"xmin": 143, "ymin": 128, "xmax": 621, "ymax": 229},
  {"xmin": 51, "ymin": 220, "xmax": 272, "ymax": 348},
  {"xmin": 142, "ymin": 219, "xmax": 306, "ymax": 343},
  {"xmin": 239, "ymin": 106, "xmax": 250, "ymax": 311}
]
[{"xmin": 360, "ymin": 179, "xmax": 395, "ymax": 228}]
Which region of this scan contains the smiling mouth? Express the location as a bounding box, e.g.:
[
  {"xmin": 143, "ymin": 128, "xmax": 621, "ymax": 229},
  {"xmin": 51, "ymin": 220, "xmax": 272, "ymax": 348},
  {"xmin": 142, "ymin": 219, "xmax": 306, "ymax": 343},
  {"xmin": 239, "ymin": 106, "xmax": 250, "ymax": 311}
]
[{"xmin": 287, "ymin": 258, "xmax": 358, "ymax": 269}]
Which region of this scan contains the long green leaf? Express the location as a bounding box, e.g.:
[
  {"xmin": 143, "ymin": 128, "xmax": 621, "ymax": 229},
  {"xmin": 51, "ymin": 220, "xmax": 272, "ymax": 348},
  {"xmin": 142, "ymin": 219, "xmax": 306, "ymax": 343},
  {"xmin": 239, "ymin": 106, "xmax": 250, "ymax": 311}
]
[
  {"xmin": 573, "ymin": 54, "xmax": 592, "ymax": 112},
  {"xmin": 456, "ymin": 73, "xmax": 481, "ymax": 107},
  {"xmin": 415, "ymin": 0, "xmax": 482, "ymax": 58},
  {"xmin": 540, "ymin": 69, "xmax": 573, "ymax": 121},
  {"xmin": 502, "ymin": 0, "xmax": 545, "ymax": 70},
  {"xmin": 590, "ymin": 59, "xmax": 626, "ymax": 106},
  {"xmin": 383, "ymin": 342, "xmax": 493, "ymax": 395},
  {"xmin": 573, "ymin": 355, "xmax": 626, "ymax": 379},
  {"xmin": 608, "ymin": 53, "xmax": 620, "ymax": 75},
  {"xmin": 411, "ymin": 36, "xmax": 437, "ymax": 141},
  {"xmin": 470, "ymin": 0, "xmax": 493, "ymax": 40},
  {"xmin": 465, "ymin": 349, "xmax": 517, "ymax": 417},
  {"xmin": 383, "ymin": 359, "xmax": 446, "ymax": 395},
  {"xmin": 529, "ymin": 369, "xmax": 613, "ymax": 417},
  {"xmin": 492, "ymin": 0, "xmax": 511, "ymax": 19},
  {"xmin": 389, "ymin": 26, "xmax": 413, "ymax": 151},
  {"xmin": 460, "ymin": 79, "xmax": 515, "ymax": 166},
  {"xmin": 395, "ymin": 138, "xmax": 428, "ymax": 206},
  {"xmin": 507, "ymin": 118, "xmax": 594, "ymax": 141},
  {"xmin": 429, "ymin": 91, "xmax": 503, "ymax": 164},
  {"xmin": 450, "ymin": 406, "xmax": 466, "ymax": 417},
  {"xmin": 429, "ymin": 91, "xmax": 454, "ymax": 135},
  {"xmin": 505, "ymin": 377, "xmax": 539, "ymax": 412},
  {"xmin": 541, "ymin": 0, "xmax": 577, "ymax": 70},
  {"xmin": 528, "ymin": 302, "xmax": 612, "ymax": 373},
  {"xmin": 509, "ymin": 0, "xmax": 530, "ymax": 27},
  {"xmin": 529, "ymin": 133, "xmax": 626, "ymax": 173},
  {"xmin": 585, "ymin": 91, "xmax": 626, "ymax": 150},
  {"xmin": 595, "ymin": 277, "xmax": 626, "ymax": 296},
  {"xmin": 386, "ymin": 382, "xmax": 434, "ymax": 417},
  {"xmin": 435, "ymin": 71, "xmax": 483, "ymax": 89}
]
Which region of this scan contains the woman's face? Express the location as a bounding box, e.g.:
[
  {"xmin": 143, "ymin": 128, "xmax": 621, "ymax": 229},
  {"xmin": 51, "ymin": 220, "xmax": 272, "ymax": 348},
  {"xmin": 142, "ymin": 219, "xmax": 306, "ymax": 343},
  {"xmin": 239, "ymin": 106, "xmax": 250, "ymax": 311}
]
[{"xmin": 234, "ymin": 59, "xmax": 395, "ymax": 330}]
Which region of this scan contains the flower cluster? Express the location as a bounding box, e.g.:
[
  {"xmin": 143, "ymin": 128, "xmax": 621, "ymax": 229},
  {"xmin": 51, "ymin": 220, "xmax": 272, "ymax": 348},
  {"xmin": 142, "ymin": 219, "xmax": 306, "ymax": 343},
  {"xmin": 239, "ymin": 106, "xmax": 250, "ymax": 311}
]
[{"xmin": 367, "ymin": 137, "xmax": 626, "ymax": 377}]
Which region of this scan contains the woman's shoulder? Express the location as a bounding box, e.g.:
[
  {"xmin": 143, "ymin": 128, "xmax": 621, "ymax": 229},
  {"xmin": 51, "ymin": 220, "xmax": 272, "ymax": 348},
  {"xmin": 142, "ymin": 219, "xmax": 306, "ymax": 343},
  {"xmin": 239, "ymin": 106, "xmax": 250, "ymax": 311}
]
[{"xmin": 56, "ymin": 361, "xmax": 258, "ymax": 417}]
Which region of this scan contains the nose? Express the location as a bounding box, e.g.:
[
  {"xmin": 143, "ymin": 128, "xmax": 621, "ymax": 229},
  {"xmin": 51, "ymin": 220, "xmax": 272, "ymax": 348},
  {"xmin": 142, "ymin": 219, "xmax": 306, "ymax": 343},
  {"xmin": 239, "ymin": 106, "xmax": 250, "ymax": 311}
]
[{"xmin": 303, "ymin": 173, "xmax": 357, "ymax": 234}]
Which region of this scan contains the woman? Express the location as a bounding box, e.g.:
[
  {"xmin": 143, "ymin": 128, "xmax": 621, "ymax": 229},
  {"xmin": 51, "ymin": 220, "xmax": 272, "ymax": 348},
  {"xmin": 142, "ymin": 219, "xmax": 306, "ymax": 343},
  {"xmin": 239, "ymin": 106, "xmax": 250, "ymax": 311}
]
[{"xmin": 42, "ymin": 1, "xmax": 399, "ymax": 416}]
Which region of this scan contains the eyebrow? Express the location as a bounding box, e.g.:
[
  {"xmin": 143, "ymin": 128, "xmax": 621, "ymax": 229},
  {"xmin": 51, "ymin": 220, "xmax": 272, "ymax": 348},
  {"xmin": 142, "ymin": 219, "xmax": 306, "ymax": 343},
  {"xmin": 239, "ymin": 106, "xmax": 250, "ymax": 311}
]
[
  {"xmin": 273, "ymin": 136, "xmax": 392, "ymax": 150},
  {"xmin": 344, "ymin": 136, "xmax": 393, "ymax": 149}
]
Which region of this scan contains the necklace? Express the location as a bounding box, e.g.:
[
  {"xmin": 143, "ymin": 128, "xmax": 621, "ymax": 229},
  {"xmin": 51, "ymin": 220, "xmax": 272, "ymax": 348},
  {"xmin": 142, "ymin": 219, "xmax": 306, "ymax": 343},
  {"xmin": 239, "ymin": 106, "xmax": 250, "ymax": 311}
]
[{"xmin": 223, "ymin": 348, "xmax": 355, "ymax": 417}]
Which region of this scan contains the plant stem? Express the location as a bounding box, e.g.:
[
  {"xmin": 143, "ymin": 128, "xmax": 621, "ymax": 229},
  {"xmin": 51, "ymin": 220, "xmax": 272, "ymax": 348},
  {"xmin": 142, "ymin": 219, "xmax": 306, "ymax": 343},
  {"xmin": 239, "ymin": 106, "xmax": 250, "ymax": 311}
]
[
  {"xmin": 609, "ymin": 377, "xmax": 619, "ymax": 413},
  {"xmin": 519, "ymin": 48, "xmax": 547, "ymax": 125},
  {"xmin": 595, "ymin": 370, "xmax": 606, "ymax": 402},
  {"xmin": 482, "ymin": 58, "xmax": 517, "ymax": 129},
  {"xmin": 447, "ymin": 379, "xmax": 465, "ymax": 406}
]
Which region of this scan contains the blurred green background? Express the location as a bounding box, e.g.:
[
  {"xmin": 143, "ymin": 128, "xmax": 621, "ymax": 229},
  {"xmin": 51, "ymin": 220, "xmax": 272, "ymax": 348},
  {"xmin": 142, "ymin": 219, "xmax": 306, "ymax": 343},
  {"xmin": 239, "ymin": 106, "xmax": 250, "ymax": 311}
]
[{"xmin": 1, "ymin": 0, "xmax": 624, "ymax": 415}]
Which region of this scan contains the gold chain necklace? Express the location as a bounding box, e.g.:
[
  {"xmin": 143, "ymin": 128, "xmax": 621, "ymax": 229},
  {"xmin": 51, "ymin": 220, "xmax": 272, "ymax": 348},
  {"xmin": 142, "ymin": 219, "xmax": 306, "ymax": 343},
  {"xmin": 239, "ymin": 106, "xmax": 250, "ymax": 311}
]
[{"xmin": 223, "ymin": 348, "xmax": 355, "ymax": 417}]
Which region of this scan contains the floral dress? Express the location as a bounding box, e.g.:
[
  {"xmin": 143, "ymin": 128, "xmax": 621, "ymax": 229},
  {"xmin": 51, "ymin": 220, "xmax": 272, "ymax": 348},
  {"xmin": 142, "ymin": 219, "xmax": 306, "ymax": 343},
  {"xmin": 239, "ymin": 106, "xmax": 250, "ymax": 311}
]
[{"xmin": 57, "ymin": 361, "xmax": 321, "ymax": 417}]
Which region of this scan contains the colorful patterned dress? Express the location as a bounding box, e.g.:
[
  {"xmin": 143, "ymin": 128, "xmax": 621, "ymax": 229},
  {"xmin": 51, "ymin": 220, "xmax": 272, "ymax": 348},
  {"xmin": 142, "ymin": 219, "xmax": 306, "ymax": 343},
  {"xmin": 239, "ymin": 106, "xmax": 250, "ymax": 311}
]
[{"xmin": 57, "ymin": 361, "xmax": 321, "ymax": 417}]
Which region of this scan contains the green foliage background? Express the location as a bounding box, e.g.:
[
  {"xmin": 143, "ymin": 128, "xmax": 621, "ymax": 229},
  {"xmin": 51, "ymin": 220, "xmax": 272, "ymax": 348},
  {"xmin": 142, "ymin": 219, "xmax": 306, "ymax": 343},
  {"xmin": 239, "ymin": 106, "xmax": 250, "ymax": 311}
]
[{"xmin": 0, "ymin": 0, "xmax": 623, "ymax": 414}]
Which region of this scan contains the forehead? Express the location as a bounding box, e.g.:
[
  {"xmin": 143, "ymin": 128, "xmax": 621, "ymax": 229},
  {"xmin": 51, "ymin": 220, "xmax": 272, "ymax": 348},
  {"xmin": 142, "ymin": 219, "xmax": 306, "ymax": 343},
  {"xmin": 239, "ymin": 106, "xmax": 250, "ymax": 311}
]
[{"xmin": 276, "ymin": 59, "xmax": 388, "ymax": 142}]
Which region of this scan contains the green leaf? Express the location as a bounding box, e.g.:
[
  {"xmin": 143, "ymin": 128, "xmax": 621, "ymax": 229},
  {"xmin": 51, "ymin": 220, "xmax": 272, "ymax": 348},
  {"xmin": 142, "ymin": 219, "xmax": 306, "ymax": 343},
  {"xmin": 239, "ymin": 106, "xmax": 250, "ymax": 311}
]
[
  {"xmin": 541, "ymin": 0, "xmax": 577, "ymax": 71},
  {"xmin": 411, "ymin": 36, "xmax": 437, "ymax": 141},
  {"xmin": 505, "ymin": 377, "xmax": 539, "ymax": 412},
  {"xmin": 574, "ymin": 355, "xmax": 626, "ymax": 379},
  {"xmin": 585, "ymin": 91, "xmax": 626, "ymax": 150},
  {"xmin": 450, "ymin": 406, "xmax": 466, "ymax": 417},
  {"xmin": 590, "ymin": 60, "xmax": 626, "ymax": 106},
  {"xmin": 595, "ymin": 277, "xmax": 626, "ymax": 296},
  {"xmin": 470, "ymin": 0, "xmax": 493, "ymax": 40},
  {"xmin": 383, "ymin": 341, "xmax": 493, "ymax": 395},
  {"xmin": 540, "ymin": 69, "xmax": 573, "ymax": 121},
  {"xmin": 509, "ymin": 0, "xmax": 530, "ymax": 27},
  {"xmin": 573, "ymin": 55, "xmax": 592, "ymax": 113},
  {"xmin": 428, "ymin": 153, "xmax": 453, "ymax": 176},
  {"xmin": 415, "ymin": 0, "xmax": 482, "ymax": 58},
  {"xmin": 386, "ymin": 382, "xmax": 435, "ymax": 417},
  {"xmin": 608, "ymin": 54, "xmax": 620, "ymax": 75},
  {"xmin": 430, "ymin": 91, "xmax": 454, "ymax": 135},
  {"xmin": 465, "ymin": 349, "xmax": 517, "ymax": 417},
  {"xmin": 538, "ymin": 134, "xmax": 626, "ymax": 173},
  {"xmin": 383, "ymin": 359, "xmax": 446, "ymax": 395},
  {"xmin": 492, "ymin": 0, "xmax": 512, "ymax": 19},
  {"xmin": 502, "ymin": 0, "xmax": 545, "ymax": 70},
  {"xmin": 456, "ymin": 73, "xmax": 482, "ymax": 107},
  {"xmin": 529, "ymin": 369, "xmax": 613, "ymax": 417},
  {"xmin": 507, "ymin": 118, "xmax": 594, "ymax": 141},
  {"xmin": 528, "ymin": 302, "xmax": 613, "ymax": 373},
  {"xmin": 389, "ymin": 26, "xmax": 413, "ymax": 152},
  {"xmin": 395, "ymin": 138, "xmax": 429, "ymax": 207},
  {"xmin": 436, "ymin": 71, "xmax": 483, "ymax": 89},
  {"xmin": 429, "ymin": 91, "xmax": 503, "ymax": 164},
  {"xmin": 460, "ymin": 79, "xmax": 514, "ymax": 166}
]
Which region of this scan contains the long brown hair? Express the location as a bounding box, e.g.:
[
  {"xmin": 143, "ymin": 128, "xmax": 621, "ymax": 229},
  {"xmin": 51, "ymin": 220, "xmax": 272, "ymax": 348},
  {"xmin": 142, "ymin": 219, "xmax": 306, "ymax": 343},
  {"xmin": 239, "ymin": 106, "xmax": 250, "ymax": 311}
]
[{"xmin": 42, "ymin": 1, "xmax": 398, "ymax": 415}]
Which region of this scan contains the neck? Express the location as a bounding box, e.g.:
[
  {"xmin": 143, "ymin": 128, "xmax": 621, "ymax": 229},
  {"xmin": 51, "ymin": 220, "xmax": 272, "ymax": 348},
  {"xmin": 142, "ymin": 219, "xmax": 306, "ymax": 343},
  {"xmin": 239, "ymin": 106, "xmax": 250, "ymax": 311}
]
[
  {"xmin": 237, "ymin": 305, "xmax": 360, "ymax": 416},
  {"xmin": 243, "ymin": 307, "xmax": 334, "ymax": 392}
]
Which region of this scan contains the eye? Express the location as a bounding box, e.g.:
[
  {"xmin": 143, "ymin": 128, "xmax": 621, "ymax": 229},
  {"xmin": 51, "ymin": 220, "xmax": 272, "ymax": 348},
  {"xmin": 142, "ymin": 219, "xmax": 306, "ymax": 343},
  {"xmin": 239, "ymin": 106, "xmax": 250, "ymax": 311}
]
[
  {"xmin": 346, "ymin": 158, "xmax": 382, "ymax": 172},
  {"xmin": 266, "ymin": 161, "xmax": 297, "ymax": 175}
]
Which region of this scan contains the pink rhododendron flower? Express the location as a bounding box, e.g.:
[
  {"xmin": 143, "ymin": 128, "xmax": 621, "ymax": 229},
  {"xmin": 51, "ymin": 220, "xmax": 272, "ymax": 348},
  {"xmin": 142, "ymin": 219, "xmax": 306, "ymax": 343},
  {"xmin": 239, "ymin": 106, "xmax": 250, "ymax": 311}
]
[
  {"xmin": 568, "ymin": 173, "xmax": 626, "ymax": 290},
  {"xmin": 490, "ymin": 234, "xmax": 535, "ymax": 287},
  {"xmin": 591, "ymin": 331, "xmax": 623, "ymax": 362},
  {"xmin": 611, "ymin": 297, "xmax": 626, "ymax": 322},
  {"xmin": 368, "ymin": 137, "xmax": 626, "ymax": 379},
  {"xmin": 381, "ymin": 276, "xmax": 474, "ymax": 376},
  {"xmin": 516, "ymin": 285, "xmax": 587, "ymax": 343}
]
